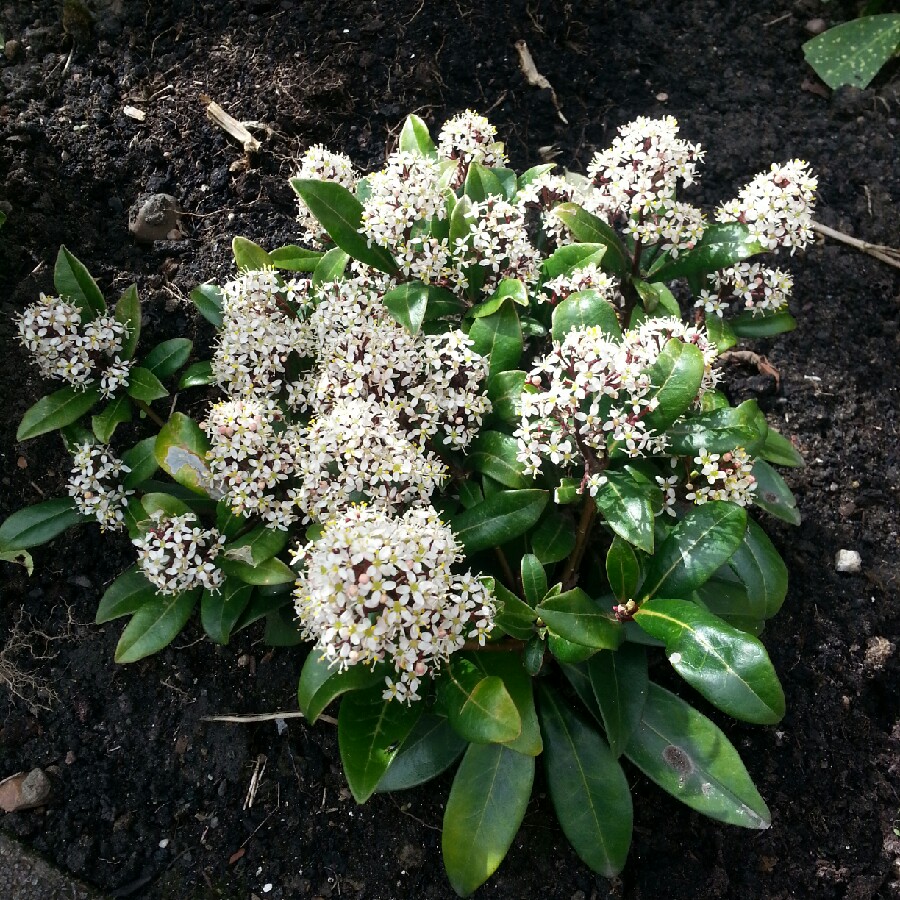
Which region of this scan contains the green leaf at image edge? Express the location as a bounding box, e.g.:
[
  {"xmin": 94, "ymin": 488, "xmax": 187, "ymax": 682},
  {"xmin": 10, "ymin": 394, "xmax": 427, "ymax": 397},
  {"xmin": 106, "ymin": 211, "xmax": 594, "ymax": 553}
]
[{"xmin": 0, "ymin": 498, "xmax": 84, "ymax": 551}]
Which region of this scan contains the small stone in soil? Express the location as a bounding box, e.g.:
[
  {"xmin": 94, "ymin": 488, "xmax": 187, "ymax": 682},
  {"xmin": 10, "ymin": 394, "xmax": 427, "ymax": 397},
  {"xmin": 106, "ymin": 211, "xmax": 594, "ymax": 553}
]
[
  {"xmin": 805, "ymin": 18, "xmax": 827, "ymax": 36},
  {"xmin": 0, "ymin": 768, "xmax": 52, "ymax": 813},
  {"xmin": 835, "ymin": 549, "xmax": 861, "ymax": 573},
  {"xmin": 128, "ymin": 193, "xmax": 180, "ymax": 243}
]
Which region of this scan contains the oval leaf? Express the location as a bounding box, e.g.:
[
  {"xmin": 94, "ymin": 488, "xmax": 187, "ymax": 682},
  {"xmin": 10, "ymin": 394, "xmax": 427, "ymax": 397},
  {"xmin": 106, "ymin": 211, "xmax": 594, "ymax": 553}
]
[
  {"xmin": 666, "ymin": 400, "xmax": 768, "ymax": 456},
  {"xmin": 650, "ymin": 223, "xmax": 763, "ymax": 282},
  {"xmin": 449, "ymin": 489, "xmax": 548, "ymax": 554},
  {"xmin": 468, "ymin": 298, "xmax": 523, "ymax": 378},
  {"xmin": 593, "ymin": 470, "xmax": 655, "ymax": 554},
  {"xmin": 531, "ymin": 510, "xmax": 576, "ymax": 564},
  {"xmin": 586, "ymin": 644, "xmax": 648, "ymax": 757},
  {"xmin": 219, "ymin": 556, "xmax": 294, "ymax": 586},
  {"xmin": 114, "ymin": 284, "xmax": 141, "ymax": 359},
  {"xmin": 96, "ymin": 566, "xmax": 158, "ymax": 623},
  {"xmin": 728, "ymin": 517, "xmax": 788, "ymax": 619},
  {"xmin": 606, "ymin": 536, "xmax": 641, "ymax": 601},
  {"xmin": 121, "ymin": 437, "xmax": 159, "ymax": 489},
  {"xmin": 154, "ymin": 412, "xmax": 214, "ymax": 495},
  {"xmin": 536, "ymin": 588, "xmax": 624, "ymax": 650},
  {"xmin": 399, "ymin": 113, "xmax": 438, "ymax": 157},
  {"xmin": 17, "ymin": 385, "xmax": 102, "ymax": 441},
  {"xmin": 269, "ymin": 244, "xmax": 322, "ymax": 271},
  {"xmin": 0, "ymin": 498, "xmax": 83, "ymax": 551},
  {"xmin": 752, "ymin": 459, "xmax": 801, "ymax": 525},
  {"xmin": 468, "ymin": 431, "xmax": 531, "ymax": 489},
  {"xmin": 551, "ymin": 290, "xmax": 622, "ymax": 343},
  {"xmin": 232, "ymin": 236, "xmax": 273, "ymax": 270},
  {"xmin": 126, "ymin": 366, "xmax": 169, "ymax": 402},
  {"xmin": 551, "ymin": 203, "xmax": 629, "ymax": 276},
  {"xmin": 142, "ymin": 338, "xmax": 192, "ymax": 379},
  {"xmin": 92, "ymin": 395, "xmax": 133, "ymax": 443},
  {"xmin": 376, "ymin": 714, "xmax": 467, "ymax": 793},
  {"xmin": 54, "ymin": 245, "xmax": 105, "ymax": 321},
  {"xmin": 190, "ymin": 284, "xmax": 224, "ymax": 328},
  {"xmin": 297, "ymin": 652, "xmax": 388, "ymax": 724},
  {"xmin": 201, "ymin": 578, "xmax": 254, "ymax": 645},
  {"xmin": 115, "ymin": 589, "xmax": 199, "ymax": 663},
  {"xmin": 640, "ymin": 340, "xmax": 706, "ymax": 435}
]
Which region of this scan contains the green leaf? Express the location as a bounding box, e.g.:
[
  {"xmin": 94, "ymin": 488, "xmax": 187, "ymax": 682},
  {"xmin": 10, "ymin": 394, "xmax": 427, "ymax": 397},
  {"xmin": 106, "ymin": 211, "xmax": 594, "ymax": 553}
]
[
  {"xmin": 587, "ymin": 644, "xmax": 648, "ymax": 757},
  {"xmin": 705, "ymin": 315, "xmax": 738, "ymax": 352},
  {"xmin": 536, "ymin": 588, "xmax": 624, "ymax": 650},
  {"xmin": 0, "ymin": 498, "xmax": 83, "ymax": 551},
  {"xmin": 729, "ymin": 310, "xmax": 797, "ymax": 338},
  {"xmin": 538, "ymin": 682, "xmax": 632, "ymax": 876},
  {"xmin": 728, "ymin": 517, "xmax": 789, "ymax": 619},
  {"xmin": 297, "ymin": 651, "xmax": 387, "ymax": 724},
  {"xmin": 594, "ymin": 470, "xmax": 655, "ymax": 554},
  {"xmin": 468, "ymin": 298, "xmax": 523, "ymax": 378},
  {"xmin": 376, "ymin": 714, "xmax": 467, "ymax": 792},
  {"xmin": 634, "ymin": 279, "xmax": 680, "ymax": 316},
  {"xmin": 383, "ymin": 281, "xmax": 430, "ymax": 335},
  {"xmin": 113, "ymin": 284, "xmax": 141, "ymax": 359},
  {"xmin": 606, "ymin": 536, "xmax": 641, "ymax": 601},
  {"xmin": 17, "ymin": 385, "xmax": 102, "ymax": 441},
  {"xmin": 216, "ymin": 501, "xmax": 248, "ymax": 540},
  {"xmin": 551, "ymin": 290, "xmax": 622, "ymax": 343},
  {"xmin": 531, "ymin": 510, "xmax": 576, "ymax": 564},
  {"xmin": 219, "ymin": 556, "xmax": 294, "ymax": 586},
  {"xmin": 464, "ymin": 161, "xmax": 504, "ymax": 202},
  {"xmin": 264, "ymin": 606, "xmax": 303, "ymax": 646},
  {"xmin": 760, "ymin": 426, "xmax": 804, "ymax": 468},
  {"xmin": 269, "ymin": 244, "xmax": 323, "ymax": 271},
  {"xmin": 624, "ymin": 683, "xmax": 771, "ymax": 828},
  {"xmin": 232, "ymin": 236, "xmax": 273, "ymax": 270},
  {"xmin": 95, "ymin": 566, "xmax": 158, "ymax": 623},
  {"xmin": 114, "ymin": 589, "xmax": 199, "ymax": 663},
  {"xmin": 752, "ymin": 459, "xmax": 801, "ymax": 525},
  {"xmin": 666, "ymin": 399, "xmax": 768, "ymax": 456},
  {"xmin": 91, "ymin": 395, "xmax": 133, "ymax": 443},
  {"xmin": 142, "ymin": 338, "xmax": 192, "ymax": 379},
  {"xmin": 126, "ymin": 366, "xmax": 169, "ymax": 402},
  {"xmin": 639, "ymin": 340, "xmax": 706, "ymax": 434},
  {"xmin": 449, "ymin": 194, "xmax": 477, "ymax": 247},
  {"xmin": 190, "ymin": 284, "xmax": 224, "ymax": 328},
  {"xmin": 449, "ymin": 489, "xmax": 548, "ymax": 554},
  {"xmin": 338, "ymin": 685, "xmax": 423, "ymax": 803},
  {"xmin": 548, "ymin": 631, "xmax": 598, "ymax": 663},
  {"xmin": 223, "ymin": 525, "xmax": 290, "ymax": 567},
  {"xmin": 442, "ymin": 742, "xmax": 535, "ymax": 897},
  {"xmin": 121, "ymin": 437, "xmax": 158, "ymax": 489},
  {"xmin": 54, "ymin": 246, "xmax": 105, "ymax": 321},
  {"xmin": 437, "ymin": 656, "xmax": 522, "ymax": 744},
  {"xmin": 803, "ymin": 14, "xmax": 900, "ymax": 89},
  {"xmin": 178, "ymin": 360, "xmax": 216, "ymax": 389},
  {"xmin": 290, "ymin": 179, "xmax": 397, "ymax": 274},
  {"xmin": 141, "ymin": 492, "xmax": 192, "ymax": 520},
  {"xmin": 650, "ymin": 223, "xmax": 763, "ymax": 282},
  {"xmin": 552, "ymin": 203, "xmax": 629, "ymax": 276},
  {"xmin": 634, "ymin": 598, "xmax": 785, "ymax": 724},
  {"xmin": 399, "ymin": 113, "xmax": 438, "ymax": 157},
  {"xmin": 489, "ymin": 278, "xmax": 529, "ymax": 308},
  {"xmin": 518, "ymin": 164, "xmax": 556, "ymax": 189},
  {"xmin": 494, "ymin": 581, "xmax": 539, "ymax": 640},
  {"xmin": 200, "ymin": 578, "xmax": 254, "ymax": 645},
  {"xmin": 312, "ymin": 246, "xmax": 350, "ymax": 286},
  {"xmin": 154, "ymin": 412, "xmax": 213, "ymax": 495},
  {"xmin": 487, "ymin": 370, "xmax": 528, "ymax": 423},
  {"xmin": 542, "ymin": 243, "xmax": 608, "ymax": 280},
  {"xmin": 641, "ymin": 501, "xmax": 748, "ymax": 600},
  {"xmin": 0, "ymin": 548, "xmax": 33, "ymax": 574},
  {"xmin": 468, "ymin": 431, "xmax": 530, "ymax": 489},
  {"xmin": 520, "ymin": 554, "xmax": 547, "ymax": 606}
]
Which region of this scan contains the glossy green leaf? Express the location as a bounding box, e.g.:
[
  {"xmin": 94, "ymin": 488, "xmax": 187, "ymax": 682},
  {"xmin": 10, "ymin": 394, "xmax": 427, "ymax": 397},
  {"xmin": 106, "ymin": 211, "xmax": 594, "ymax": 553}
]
[
  {"xmin": 126, "ymin": 366, "xmax": 168, "ymax": 402},
  {"xmin": 586, "ymin": 644, "xmax": 648, "ymax": 757},
  {"xmin": 115, "ymin": 588, "xmax": 199, "ymax": 663},
  {"xmin": 536, "ymin": 588, "xmax": 624, "ymax": 650},
  {"xmin": 113, "ymin": 284, "xmax": 141, "ymax": 359},
  {"xmin": 190, "ymin": 284, "xmax": 224, "ymax": 328},
  {"xmin": 263, "ymin": 605, "xmax": 304, "ymax": 646},
  {"xmin": 489, "ymin": 278, "xmax": 528, "ymax": 308},
  {"xmin": 437, "ymin": 656, "xmax": 522, "ymax": 744},
  {"xmin": 486, "ymin": 370, "xmax": 528, "ymax": 423},
  {"xmin": 553, "ymin": 477, "xmax": 582, "ymax": 505},
  {"xmin": 531, "ymin": 509, "xmax": 576, "ymax": 564},
  {"xmin": 705, "ymin": 314, "xmax": 738, "ymax": 352},
  {"xmin": 141, "ymin": 492, "xmax": 192, "ymax": 520},
  {"xmin": 121, "ymin": 437, "xmax": 158, "ymax": 489},
  {"xmin": 269, "ymin": 244, "xmax": 323, "ymax": 271},
  {"xmin": 468, "ymin": 431, "xmax": 530, "ymax": 489},
  {"xmin": 594, "ymin": 470, "xmax": 655, "ymax": 554},
  {"xmin": 494, "ymin": 581, "xmax": 539, "ymax": 640},
  {"xmin": 760, "ymin": 426, "xmax": 804, "ymax": 468},
  {"xmin": 520, "ymin": 554, "xmax": 547, "ymax": 606},
  {"xmin": 547, "ymin": 631, "xmax": 598, "ymax": 664},
  {"xmin": 551, "ymin": 290, "xmax": 622, "ymax": 343},
  {"xmin": 399, "ymin": 113, "xmax": 438, "ymax": 157},
  {"xmin": 468, "ymin": 298, "xmax": 523, "ymax": 378},
  {"xmin": 518, "ymin": 163, "xmax": 556, "ymax": 189},
  {"xmin": 803, "ymin": 14, "xmax": 900, "ymax": 89},
  {"xmin": 0, "ymin": 548, "xmax": 33, "ymax": 574},
  {"xmin": 54, "ymin": 245, "xmax": 105, "ymax": 321},
  {"xmin": 728, "ymin": 517, "xmax": 789, "ymax": 618},
  {"xmin": 17, "ymin": 385, "xmax": 102, "ymax": 441},
  {"xmin": 666, "ymin": 399, "xmax": 768, "ymax": 456},
  {"xmin": 752, "ymin": 459, "xmax": 801, "ymax": 525},
  {"xmin": 449, "ymin": 194, "xmax": 477, "ymax": 246},
  {"xmin": 223, "ymin": 525, "xmax": 290, "ymax": 567},
  {"xmin": 639, "ymin": 340, "xmax": 706, "ymax": 434},
  {"xmin": 542, "ymin": 243, "xmax": 607, "ymax": 280},
  {"xmin": 464, "ymin": 161, "xmax": 504, "ymax": 202},
  {"xmin": 95, "ymin": 566, "xmax": 158, "ymax": 623},
  {"xmin": 91, "ymin": 395, "xmax": 133, "ymax": 443},
  {"xmin": 200, "ymin": 579, "xmax": 254, "ymax": 645},
  {"xmin": 178, "ymin": 360, "xmax": 215, "ymax": 389},
  {"xmin": 143, "ymin": 338, "xmax": 192, "ymax": 379},
  {"xmin": 450, "ymin": 489, "xmax": 548, "ymax": 554},
  {"xmin": 442, "ymin": 742, "xmax": 535, "ymax": 897},
  {"xmin": 552, "ymin": 203, "xmax": 629, "ymax": 276},
  {"xmin": 383, "ymin": 281, "xmax": 430, "ymax": 335},
  {"xmin": 650, "ymin": 223, "xmax": 763, "ymax": 282},
  {"xmin": 312, "ymin": 246, "xmax": 350, "ymax": 286},
  {"xmin": 297, "ymin": 651, "xmax": 387, "ymax": 724},
  {"xmin": 154, "ymin": 412, "xmax": 213, "ymax": 495},
  {"xmin": 232, "ymin": 236, "xmax": 273, "ymax": 270},
  {"xmin": 338, "ymin": 685, "xmax": 423, "ymax": 803},
  {"xmin": 376, "ymin": 714, "xmax": 467, "ymax": 792},
  {"xmin": 290, "ymin": 179, "xmax": 397, "ymax": 274},
  {"xmin": 641, "ymin": 501, "xmax": 747, "ymax": 600},
  {"xmin": 634, "ymin": 279, "xmax": 680, "ymax": 316},
  {"xmin": 606, "ymin": 536, "xmax": 641, "ymax": 601},
  {"xmin": 538, "ymin": 682, "xmax": 632, "ymax": 876},
  {"xmin": 624, "ymin": 683, "xmax": 771, "ymax": 828},
  {"xmin": 0, "ymin": 498, "xmax": 83, "ymax": 551},
  {"xmin": 730, "ymin": 309, "xmax": 797, "ymax": 337},
  {"xmin": 523, "ymin": 634, "xmax": 546, "ymax": 675},
  {"xmin": 219, "ymin": 555, "xmax": 294, "ymax": 586},
  {"xmin": 634, "ymin": 598, "xmax": 785, "ymax": 724}
]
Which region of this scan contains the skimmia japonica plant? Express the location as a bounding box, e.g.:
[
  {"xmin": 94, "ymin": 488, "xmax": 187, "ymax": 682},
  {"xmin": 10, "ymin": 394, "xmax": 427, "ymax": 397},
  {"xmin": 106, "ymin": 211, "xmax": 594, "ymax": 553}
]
[{"xmin": 2, "ymin": 112, "xmax": 815, "ymax": 895}]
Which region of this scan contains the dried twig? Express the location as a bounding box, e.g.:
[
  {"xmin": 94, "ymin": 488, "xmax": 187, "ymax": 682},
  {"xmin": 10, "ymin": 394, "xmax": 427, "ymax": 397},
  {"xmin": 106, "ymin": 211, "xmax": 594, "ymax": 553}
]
[
  {"xmin": 203, "ymin": 98, "xmax": 262, "ymax": 153},
  {"xmin": 718, "ymin": 349, "xmax": 781, "ymax": 389},
  {"xmin": 514, "ymin": 40, "xmax": 568, "ymax": 124},
  {"xmin": 243, "ymin": 754, "xmax": 267, "ymax": 810},
  {"xmin": 201, "ymin": 710, "xmax": 338, "ymax": 726},
  {"xmin": 812, "ymin": 220, "xmax": 900, "ymax": 271}
]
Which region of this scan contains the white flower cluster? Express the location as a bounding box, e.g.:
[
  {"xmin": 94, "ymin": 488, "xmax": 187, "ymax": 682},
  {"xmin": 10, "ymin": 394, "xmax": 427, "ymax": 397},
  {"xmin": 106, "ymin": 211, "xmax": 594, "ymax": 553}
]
[
  {"xmin": 67, "ymin": 443, "xmax": 133, "ymax": 531},
  {"xmin": 541, "ymin": 263, "xmax": 620, "ymax": 306},
  {"xmin": 685, "ymin": 447, "xmax": 757, "ymax": 508},
  {"xmin": 629, "ymin": 317, "xmax": 720, "ymax": 398},
  {"xmin": 628, "ymin": 199, "xmax": 706, "ymax": 257},
  {"xmin": 438, "ymin": 110, "xmax": 508, "ymax": 186},
  {"xmin": 203, "ymin": 397, "xmax": 303, "ymax": 529},
  {"xmin": 696, "ymin": 263, "xmax": 793, "ymax": 317},
  {"xmin": 133, "ymin": 513, "xmax": 225, "ymax": 595},
  {"xmin": 17, "ymin": 294, "xmax": 132, "ymax": 397},
  {"xmin": 585, "ymin": 116, "xmax": 704, "ymax": 225},
  {"xmin": 294, "ymin": 145, "xmax": 357, "ymax": 246},
  {"xmin": 716, "ymin": 160, "xmax": 817, "ymax": 254},
  {"xmin": 212, "ymin": 269, "xmax": 313, "ymax": 402},
  {"xmin": 292, "ymin": 504, "xmax": 495, "ymax": 702},
  {"xmin": 517, "ymin": 172, "xmax": 579, "ymax": 248}
]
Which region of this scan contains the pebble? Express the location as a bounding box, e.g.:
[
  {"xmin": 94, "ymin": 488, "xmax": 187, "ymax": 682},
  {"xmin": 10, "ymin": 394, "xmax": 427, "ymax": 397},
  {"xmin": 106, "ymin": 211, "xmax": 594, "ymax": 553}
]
[
  {"xmin": 0, "ymin": 769, "xmax": 52, "ymax": 813},
  {"xmin": 805, "ymin": 18, "xmax": 827, "ymax": 36},
  {"xmin": 835, "ymin": 549, "xmax": 861, "ymax": 573},
  {"xmin": 4, "ymin": 39, "xmax": 21, "ymax": 61},
  {"xmin": 128, "ymin": 193, "xmax": 180, "ymax": 243}
]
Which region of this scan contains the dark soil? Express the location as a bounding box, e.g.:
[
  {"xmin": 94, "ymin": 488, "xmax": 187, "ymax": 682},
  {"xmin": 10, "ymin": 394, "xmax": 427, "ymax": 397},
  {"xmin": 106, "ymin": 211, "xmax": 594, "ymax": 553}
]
[{"xmin": 1, "ymin": 0, "xmax": 899, "ymax": 898}]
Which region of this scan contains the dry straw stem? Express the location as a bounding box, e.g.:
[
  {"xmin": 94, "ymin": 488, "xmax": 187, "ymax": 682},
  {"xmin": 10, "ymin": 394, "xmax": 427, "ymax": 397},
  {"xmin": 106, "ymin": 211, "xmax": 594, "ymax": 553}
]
[
  {"xmin": 514, "ymin": 40, "xmax": 568, "ymax": 124},
  {"xmin": 203, "ymin": 98, "xmax": 262, "ymax": 153},
  {"xmin": 202, "ymin": 711, "xmax": 338, "ymax": 726},
  {"xmin": 812, "ymin": 219, "xmax": 900, "ymax": 270}
]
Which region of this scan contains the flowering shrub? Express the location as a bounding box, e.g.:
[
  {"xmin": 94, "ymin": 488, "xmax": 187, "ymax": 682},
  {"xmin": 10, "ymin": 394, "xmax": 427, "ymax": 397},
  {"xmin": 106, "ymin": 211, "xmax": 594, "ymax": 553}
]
[{"xmin": 1, "ymin": 111, "xmax": 815, "ymax": 895}]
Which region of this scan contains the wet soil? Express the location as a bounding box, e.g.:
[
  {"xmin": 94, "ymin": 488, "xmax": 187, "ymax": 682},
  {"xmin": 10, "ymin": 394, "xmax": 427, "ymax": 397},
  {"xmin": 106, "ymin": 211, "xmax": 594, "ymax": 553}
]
[{"xmin": 1, "ymin": 0, "xmax": 899, "ymax": 898}]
